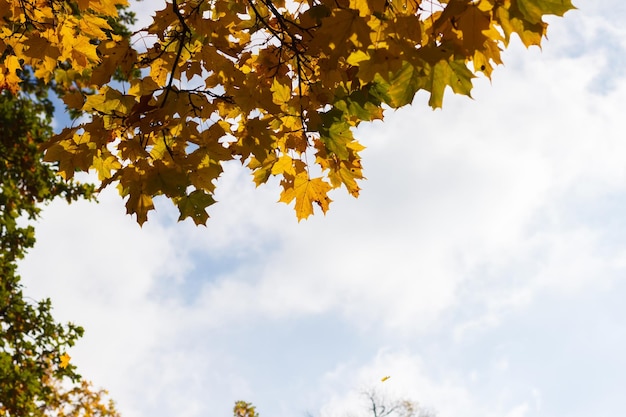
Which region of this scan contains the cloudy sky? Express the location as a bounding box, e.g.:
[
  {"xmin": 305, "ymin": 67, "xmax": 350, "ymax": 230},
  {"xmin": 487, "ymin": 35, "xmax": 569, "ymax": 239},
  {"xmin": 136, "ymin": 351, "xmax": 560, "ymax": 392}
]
[{"xmin": 17, "ymin": 1, "xmax": 626, "ymax": 417}]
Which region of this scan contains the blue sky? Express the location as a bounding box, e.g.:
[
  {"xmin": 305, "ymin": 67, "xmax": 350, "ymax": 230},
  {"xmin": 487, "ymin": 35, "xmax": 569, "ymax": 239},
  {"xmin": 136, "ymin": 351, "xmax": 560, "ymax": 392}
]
[{"xmin": 17, "ymin": 1, "xmax": 626, "ymax": 417}]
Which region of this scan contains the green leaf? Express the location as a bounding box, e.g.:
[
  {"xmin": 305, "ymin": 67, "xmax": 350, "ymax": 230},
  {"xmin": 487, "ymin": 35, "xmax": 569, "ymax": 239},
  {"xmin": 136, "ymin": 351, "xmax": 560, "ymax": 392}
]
[
  {"xmin": 384, "ymin": 62, "xmax": 422, "ymax": 108},
  {"xmin": 334, "ymin": 89, "xmax": 383, "ymax": 122},
  {"xmin": 176, "ymin": 190, "xmax": 216, "ymax": 225},
  {"xmin": 370, "ymin": 61, "xmax": 429, "ymax": 109},
  {"xmin": 516, "ymin": 0, "xmax": 575, "ymax": 24},
  {"xmin": 447, "ymin": 60, "xmax": 475, "ymax": 96},
  {"xmin": 428, "ymin": 59, "xmax": 475, "ymax": 108},
  {"xmin": 495, "ymin": 5, "xmax": 547, "ymax": 47},
  {"xmin": 321, "ymin": 120, "xmax": 354, "ymax": 160}
]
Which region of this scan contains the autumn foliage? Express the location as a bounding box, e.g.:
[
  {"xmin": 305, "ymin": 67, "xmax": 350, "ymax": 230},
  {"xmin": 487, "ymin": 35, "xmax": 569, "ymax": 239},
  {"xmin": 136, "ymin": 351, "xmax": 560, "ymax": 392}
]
[{"xmin": 0, "ymin": 0, "xmax": 574, "ymax": 223}]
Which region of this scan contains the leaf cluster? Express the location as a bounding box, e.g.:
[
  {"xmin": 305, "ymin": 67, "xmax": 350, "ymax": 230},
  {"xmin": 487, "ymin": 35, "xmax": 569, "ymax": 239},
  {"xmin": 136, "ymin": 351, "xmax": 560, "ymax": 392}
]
[
  {"xmin": 1, "ymin": 0, "xmax": 575, "ymax": 224},
  {"xmin": 234, "ymin": 401, "xmax": 260, "ymax": 417}
]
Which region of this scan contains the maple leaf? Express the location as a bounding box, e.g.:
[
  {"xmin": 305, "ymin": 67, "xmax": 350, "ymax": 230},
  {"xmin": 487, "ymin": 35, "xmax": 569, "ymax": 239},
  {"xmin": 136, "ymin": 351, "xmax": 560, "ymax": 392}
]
[
  {"xmin": 321, "ymin": 120, "xmax": 355, "ymax": 160},
  {"xmin": 176, "ymin": 190, "xmax": 216, "ymax": 225},
  {"xmin": 371, "ymin": 61, "xmax": 423, "ymax": 108},
  {"xmin": 454, "ymin": 5, "xmax": 493, "ymax": 56},
  {"xmin": 426, "ymin": 59, "xmax": 475, "ymax": 109},
  {"xmin": 495, "ymin": 2, "xmax": 547, "ymax": 47},
  {"xmin": 125, "ymin": 192, "xmax": 154, "ymax": 226},
  {"xmin": 271, "ymin": 79, "xmax": 291, "ymax": 106},
  {"xmin": 327, "ymin": 160, "xmax": 364, "ymax": 197},
  {"xmin": 59, "ymin": 353, "xmax": 71, "ymax": 369},
  {"xmin": 279, "ymin": 173, "xmax": 333, "ymax": 221},
  {"xmin": 517, "ymin": 0, "xmax": 576, "ymax": 24},
  {"xmin": 271, "ymin": 155, "xmax": 297, "ymax": 177},
  {"xmin": 92, "ymin": 152, "xmax": 122, "ymax": 181}
]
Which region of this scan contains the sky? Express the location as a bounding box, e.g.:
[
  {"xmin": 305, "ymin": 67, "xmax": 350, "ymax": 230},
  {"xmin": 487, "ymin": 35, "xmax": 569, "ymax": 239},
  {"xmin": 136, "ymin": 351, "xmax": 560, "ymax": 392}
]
[{"xmin": 16, "ymin": 1, "xmax": 626, "ymax": 417}]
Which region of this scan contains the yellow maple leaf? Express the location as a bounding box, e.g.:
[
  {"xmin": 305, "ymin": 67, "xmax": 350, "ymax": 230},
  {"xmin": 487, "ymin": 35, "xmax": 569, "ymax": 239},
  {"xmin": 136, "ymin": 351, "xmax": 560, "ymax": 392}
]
[
  {"xmin": 271, "ymin": 154, "xmax": 296, "ymax": 176},
  {"xmin": 381, "ymin": 375, "xmax": 391, "ymax": 382},
  {"xmin": 59, "ymin": 353, "xmax": 71, "ymax": 368},
  {"xmin": 92, "ymin": 152, "xmax": 122, "ymax": 181},
  {"xmin": 279, "ymin": 172, "xmax": 332, "ymax": 221},
  {"xmin": 270, "ymin": 78, "xmax": 291, "ymax": 106}
]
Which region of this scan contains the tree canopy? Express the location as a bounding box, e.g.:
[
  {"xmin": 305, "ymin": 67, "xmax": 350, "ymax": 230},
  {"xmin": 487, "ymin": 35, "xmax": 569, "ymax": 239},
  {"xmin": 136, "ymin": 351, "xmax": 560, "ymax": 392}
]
[
  {"xmin": 1, "ymin": 4, "xmax": 133, "ymax": 414},
  {"xmin": 0, "ymin": 89, "xmax": 117, "ymax": 416},
  {"xmin": 0, "ymin": 0, "xmax": 575, "ymax": 224}
]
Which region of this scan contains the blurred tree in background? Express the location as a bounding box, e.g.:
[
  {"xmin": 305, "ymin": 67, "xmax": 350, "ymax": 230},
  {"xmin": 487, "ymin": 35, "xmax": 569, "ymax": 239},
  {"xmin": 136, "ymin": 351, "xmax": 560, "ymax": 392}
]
[{"xmin": 0, "ymin": 2, "xmax": 136, "ymax": 414}]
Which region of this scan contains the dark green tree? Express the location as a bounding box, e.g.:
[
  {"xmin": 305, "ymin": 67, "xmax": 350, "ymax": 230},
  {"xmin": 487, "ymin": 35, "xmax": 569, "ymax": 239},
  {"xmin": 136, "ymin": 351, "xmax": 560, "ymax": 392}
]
[
  {"xmin": 0, "ymin": 4, "xmax": 137, "ymax": 415},
  {"xmin": 0, "ymin": 88, "xmax": 121, "ymax": 416}
]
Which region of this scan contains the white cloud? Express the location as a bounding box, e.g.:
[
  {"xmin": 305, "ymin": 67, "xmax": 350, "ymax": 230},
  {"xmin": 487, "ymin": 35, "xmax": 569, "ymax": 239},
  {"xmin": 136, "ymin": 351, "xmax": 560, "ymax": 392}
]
[
  {"xmin": 170, "ymin": 24, "xmax": 626, "ymax": 338},
  {"xmin": 502, "ymin": 403, "xmax": 529, "ymax": 417},
  {"xmin": 316, "ymin": 349, "xmax": 540, "ymax": 417},
  {"xmin": 318, "ymin": 350, "xmax": 471, "ymax": 417}
]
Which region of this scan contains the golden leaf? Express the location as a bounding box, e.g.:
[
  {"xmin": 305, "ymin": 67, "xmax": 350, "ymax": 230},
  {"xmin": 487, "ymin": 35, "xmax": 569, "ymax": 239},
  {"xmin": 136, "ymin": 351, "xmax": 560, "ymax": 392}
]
[
  {"xmin": 279, "ymin": 173, "xmax": 332, "ymax": 221},
  {"xmin": 59, "ymin": 353, "xmax": 71, "ymax": 369}
]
